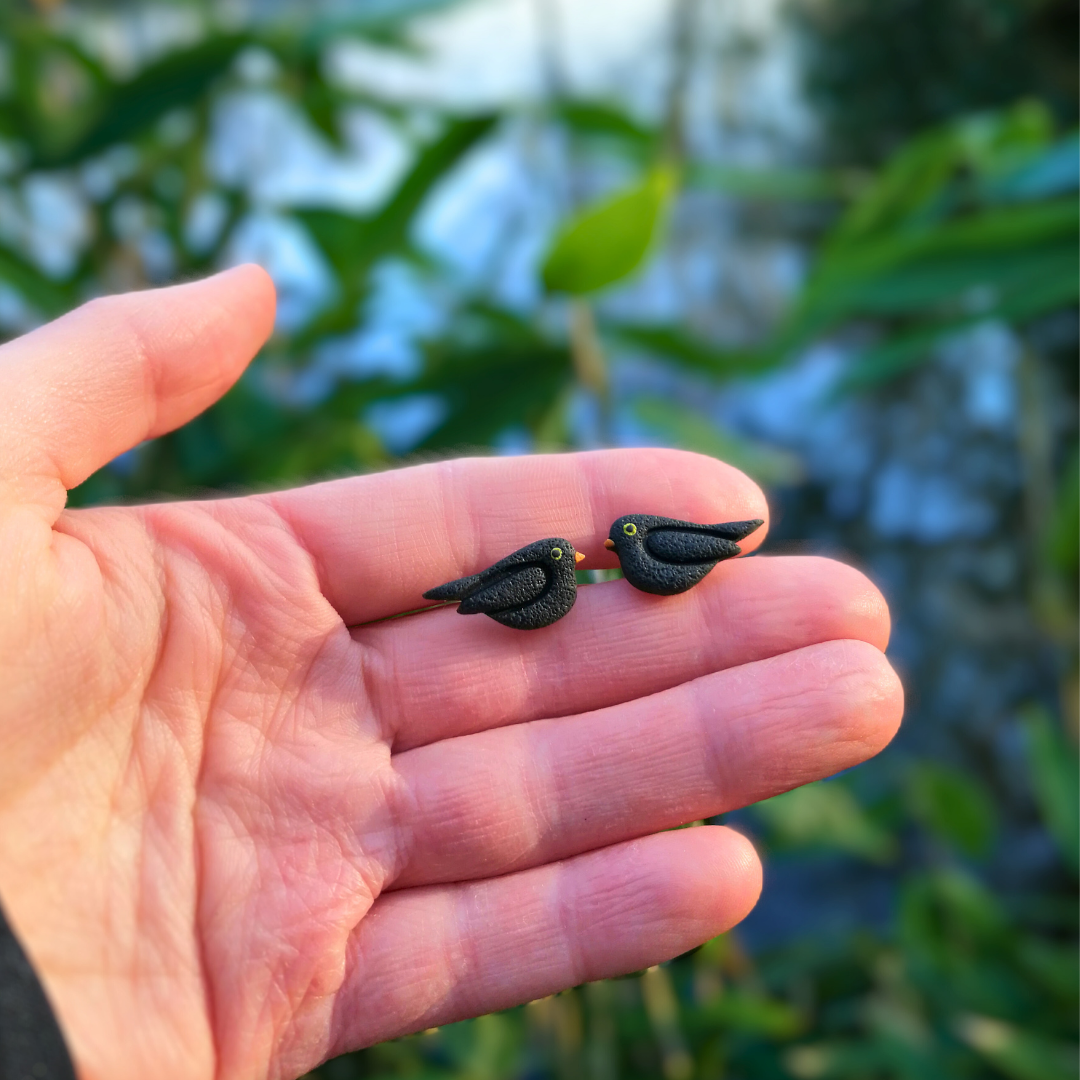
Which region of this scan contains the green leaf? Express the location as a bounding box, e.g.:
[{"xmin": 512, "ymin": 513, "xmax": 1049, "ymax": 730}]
[
  {"xmin": 836, "ymin": 321, "xmax": 976, "ymax": 391},
  {"xmin": 783, "ymin": 1039, "xmax": 957, "ymax": 1080},
  {"xmin": 960, "ymin": 100, "xmax": 1057, "ymax": 193},
  {"xmin": 42, "ymin": 35, "xmax": 251, "ymax": 167},
  {"xmin": 955, "ymin": 1015, "xmax": 1079, "ymax": 1080},
  {"xmin": 752, "ymin": 781, "xmax": 898, "ymax": 863},
  {"xmin": 905, "ymin": 762, "xmax": 997, "ymax": 857},
  {"xmin": 833, "ymin": 243, "xmax": 1075, "ymax": 320},
  {"xmin": 1015, "ymin": 936, "xmax": 1080, "ymax": 1005},
  {"xmin": 808, "ymin": 200, "xmax": 1079, "ymax": 317},
  {"xmin": 292, "ymin": 0, "xmax": 464, "ymax": 51},
  {"xmin": 541, "ymin": 165, "xmax": 676, "ymax": 295},
  {"xmin": 898, "ymin": 868, "xmax": 1008, "ymax": 971},
  {"xmin": 828, "ymin": 102, "xmax": 1056, "ymax": 251},
  {"xmin": 411, "ymin": 345, "xmax": 573, "ymax": 451},
  {"xmin": 556, "ymin": 101, "xmax": 654, "ymax": 151},
  {"xmin": 775, "ymin": 107, "xmax": 1080, "ymax": 385},
  {"xmin": 633, "ymin": 398, "xmax": 803, "ymax": 487},
  {"xmin": 688, "ymin": 162, "xmax": 847, "ymax": 202},
  {"xmin": 10, "ymin": 33, "xmax": 110, "ymax": 165},
  {"xmin": 829, "ymin": 126, "xmax": 959, "ymax": 247},
  {"xmin": 783, "ymin": 204, "xmax": 1078, "ymax": 361},
  {"xmin": 297, "ymin": 114, "xmax": 497, "ymax": 282},
  {"xmin": 835, "ymin": 253, "xmax": 1080, "ymax": 390},
  {"xmin": 610, "ymin": 322, "xmax": 773, "ymax": 378},
  {"xmin": 289, "ymin": 115, "xmax": 497, "ymax": 345},
  {"xmin": 980, "ymin": 132, "xmax": 1080, "ymax": 203},
  {"xmin": 1020, "ymin": 704, "xmax": 1079, "ymax": 875},
  {"xmin": 0, "ymin": 240, "xmax": 77, "ymax": 320},
  {"xmin": 363, "ymin": 305, "xmax": 574, "ymax": 453},
  {"xmin": 1046, "ymin": 444, "xmax": 1079, "ymax": 575},
  {"xmin": 294, "ymin": 57, "xmax": 348, "ymax": 147},
  {"xmin": 697, "ymin": 991, "xmax": 805, "ymax": 1038}
]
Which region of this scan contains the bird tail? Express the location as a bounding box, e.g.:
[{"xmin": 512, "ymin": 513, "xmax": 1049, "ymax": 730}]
[
  {"xmin": 423, "ymin": 573, "xmax": 483, "ymax": 603},
  {"xmin": 709, "ymin": 518, "xmax": 764, "ymax": 542}
]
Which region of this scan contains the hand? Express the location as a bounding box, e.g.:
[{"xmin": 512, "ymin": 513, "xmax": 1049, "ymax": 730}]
[{"xmin": 0, "ymin": 267, "xmax": 902, "ymax": 1080}]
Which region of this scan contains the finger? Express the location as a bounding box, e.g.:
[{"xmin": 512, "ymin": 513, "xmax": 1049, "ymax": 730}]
[
  {"xmin": 267, "ymin": 448, "xmax": 768, "ymax": 625},
  {"xmin": 385, "ymin": 640, "xmax": 902, "ymax": 889},
  {"xmin": 0, "ymin": 265, "xmax": 275, "ymax": 513},
  {"xmin": 329, "ymin": 826, "xmax": 760, "ymax": 1053},
  {"xmin": 357, "ymin": 555, "xmax": 889, "ymax": 750}
]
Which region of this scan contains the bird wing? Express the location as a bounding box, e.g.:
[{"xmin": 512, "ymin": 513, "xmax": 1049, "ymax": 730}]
[
  {"xmin": 645, "ymin": 528, "xmax": 740, "ymax": 564},
  {"xmin": 708, "ymin": 519, "xmax": 764, "ymax": 542},
  {"xmin": 423, "ymin": 572, "xmax": 485, "ymax": 602},
  {"xmin": 456, "ymin": 565, "xmax": 548, "ymax": 615}
]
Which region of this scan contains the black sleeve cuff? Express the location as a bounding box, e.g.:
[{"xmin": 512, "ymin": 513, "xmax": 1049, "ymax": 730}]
[{"xmin": 0, "ymin": 893, "xmax": 76, "ymax": 1080}]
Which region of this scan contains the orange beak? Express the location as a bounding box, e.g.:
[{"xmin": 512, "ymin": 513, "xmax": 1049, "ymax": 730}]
[
  {"xmin": 574, "ymin": 550, "xmax": 585, "ymax": 564},
  {"xmin": 603, "ymin": 538, "xmax": 615, "ymax": 550}
]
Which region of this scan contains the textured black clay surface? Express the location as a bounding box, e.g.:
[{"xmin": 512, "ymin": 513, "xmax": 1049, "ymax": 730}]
[
  {"xmin": 607, "ymin": 515, "xmax": 764, "ymax": 595},
  {"xmin": 423, "ymin": 538, "xmax": 579, "ymax": 629}
]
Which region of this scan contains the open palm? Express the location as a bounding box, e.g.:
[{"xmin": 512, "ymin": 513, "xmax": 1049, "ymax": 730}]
[{"xmin": 0, "ymin": 268, "xmax": 901, "ymax": 1080}]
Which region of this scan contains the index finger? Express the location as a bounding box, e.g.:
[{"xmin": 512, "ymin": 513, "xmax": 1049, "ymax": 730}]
[{"xmin": 265, "ymin": 449, "xmax": 768, "ymax": 626}]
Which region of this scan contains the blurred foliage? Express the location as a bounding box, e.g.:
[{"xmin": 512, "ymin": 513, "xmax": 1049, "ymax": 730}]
[
  {"xmin": 618, "ymin": 101, "xmax": 1080, "ymax": 394},
  {"xmin": 632, "ymin": 398, "xmax": 804, "ymax": 488},
  {"xmin": 792, "ymin": 0, "xmax": 1078, "ymax": 163},
  {"xmin": 0, "ymin": 2, "xmax": 1074, "ymax": 1078},
  {"xmin": 781, "ymin": 102, "xmax": 1079, "ymax": 391}
]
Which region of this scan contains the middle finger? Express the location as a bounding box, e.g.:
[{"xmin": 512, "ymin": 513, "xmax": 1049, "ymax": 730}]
[{"xmin": 383, "ymin": 638, "xmax": 903, "ymax": 890}]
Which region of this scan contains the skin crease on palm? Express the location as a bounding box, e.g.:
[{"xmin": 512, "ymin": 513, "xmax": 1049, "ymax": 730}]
[{"xmin": 0, "ymin": 265, "xmax": 903, "ymax": 1080}]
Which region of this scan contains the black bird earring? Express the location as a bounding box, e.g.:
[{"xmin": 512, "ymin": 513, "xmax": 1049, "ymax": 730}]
[
  {"xmin": 423, "ymin": 538, "xmax": 585, "ymax": 629},
  {"xmin": 604, "ymin": 514, "xmax": 763, "ymax": 595}
]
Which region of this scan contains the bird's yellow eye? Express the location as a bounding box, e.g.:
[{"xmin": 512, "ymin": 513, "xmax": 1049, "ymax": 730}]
[
  {"xmin": 623, "ymin": 522, "xmax": 638, "ymax": 536},
  {"xmin": 550, "ymin": 546, "xmax": 563, "ymax": 560}
]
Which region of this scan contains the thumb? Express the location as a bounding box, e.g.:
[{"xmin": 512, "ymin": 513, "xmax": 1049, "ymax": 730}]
[{"xmin": 0, "ymin": 264, "xmax": 276, "ymax": 516}]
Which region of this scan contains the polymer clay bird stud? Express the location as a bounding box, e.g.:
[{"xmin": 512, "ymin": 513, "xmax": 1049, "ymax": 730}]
[
  {"xmin": 423, "ymin": 538, "xmax": 585, "ymax": 629},
  {"xmin": 603, "ymin": 514, "xmax": 764, "ymax": 595}
]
